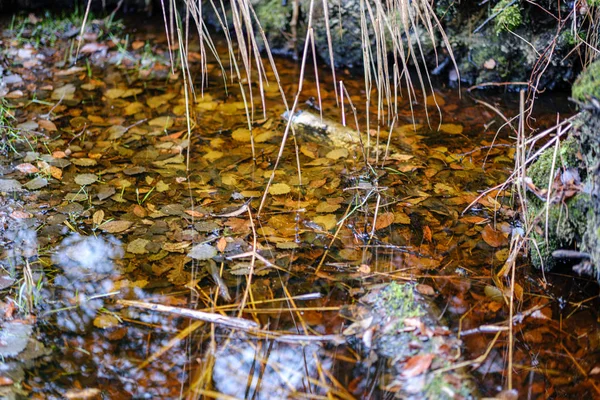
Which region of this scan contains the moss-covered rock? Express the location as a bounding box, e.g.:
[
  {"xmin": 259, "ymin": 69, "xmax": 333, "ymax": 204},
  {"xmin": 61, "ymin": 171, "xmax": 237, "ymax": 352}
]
[
  {"xmin": 254, "ymin": 0, "xmax": 293, "ymax": 52},
  {"xmin": 342, "ymin": 282, "xmax": 477, "ymax": 399},
  {"xmin": 527, "ymin": 61, "xmax": 600, "ymax": 280},
  {"xmin": 572, "ymin": 59, "xmax": 600, "ymax": 102},
  {"xmin": 492, "ymin": 0, "xmax": 523, "ymax": 34}
]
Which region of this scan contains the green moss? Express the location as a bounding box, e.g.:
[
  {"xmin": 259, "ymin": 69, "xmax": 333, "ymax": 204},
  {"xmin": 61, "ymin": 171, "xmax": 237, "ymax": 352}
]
[
  {"xmin": 255, "ymin": 0, "xmax": 290, "ymax": 38},
  {"xmin": 492, "ymin": 0, "xmax": 522, "ymax": 34},
  {"xmin": 527, "ymin": 136, "xmax": 581, "ymax": 188},
  {"xmin": 572, "ymin": 59, "xmax": 600, "ymax": 102},
  {"xmin": 381, "ymin": 282, "xmax": 424, "ymax": 327},
  {"xmin": 526, "ymin": 135, "xmax": 592, "ymax": 270}
]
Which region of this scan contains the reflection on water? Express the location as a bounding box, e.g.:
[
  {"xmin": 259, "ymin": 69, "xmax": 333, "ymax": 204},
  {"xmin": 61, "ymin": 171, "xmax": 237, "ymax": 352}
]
[
  {"xmin": 51, "ymin": 234, "xmax": 123, "ymax": 333},
  {"xmin": 213, "ymin": 340, "xmax": 331, "ymax": 399}
]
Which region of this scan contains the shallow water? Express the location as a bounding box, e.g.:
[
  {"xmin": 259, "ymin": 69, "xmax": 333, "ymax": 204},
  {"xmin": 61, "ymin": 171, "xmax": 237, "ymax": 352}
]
[{"xmin": 0, "ymin": 14, "xmax": 599, "ymax": 399}]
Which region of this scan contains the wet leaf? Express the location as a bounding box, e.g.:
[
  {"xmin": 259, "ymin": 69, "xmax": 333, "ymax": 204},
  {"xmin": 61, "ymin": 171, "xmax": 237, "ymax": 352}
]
[
  {"xmin": 93, "ymin": 314, "xmax": 120, "ymax": 329},
  {"xmin": 0, "ymin": 179, "xmax": 23, "ymax": 192},
  {"xmin": 401, "ymin": 353, "xmax": 434, "ymax": 377},
  {"xmin": 326, "ymin": 148, "xmax": 349, "ymax": 160},
  {"xmin": 74, "ymin": 173, "xmax": 98, "ymax": 186},
  {"xmin": 268, "ymin": 183, "xmax": 291, "ymax": 195},
  {"xmin": 484, "ymin": 285, "xmax": 504, "ymax": 303},
  {"xmin": 127, "ymin": 238, "xmax": 150, "ymax": 254},
  {"xmin": 375, "ymin": 212, "xmax": 394, "ymax": 230},
  {"xmin": 232, "ymin": 128, "xmax": 251, "ymax": 142},
  {"xmin": 38, "ymin": 119, "xmax": 57, "ymax": 131},
  {"xmin": 439, "ymin": 124, "xmax": 463, "ymax": 135},
  {"xmin": 71, "ymin": 158, "xmax": 97, "ymax": 167},
  {"xmin": 149, "ymin": 116, "xmax": 174, "ymax": 129},
  {"xmin": 217, "ymin": 237, "xmax": 227, "ymax": 252},
  {"xmin": 313, "ymin": 214, "xmax": 337, "ymax": 230},
  {"xmin": 188, "ymin": 243, "xmax": 217, "ymax": 260},
  {"xmin": 101, "ymin": 220, "xmax": 133, "ymax": 233},
  {"xmin": 93, "ymin": 210, "xmax": 104, "ymax": 226},
  {"xmin": 423, "ymin": 226, "xmax": 433, "ymax": 243},
  {"xmin": 0, "ymin": 322, "xmax": 32, "ymax": 357},
  {"xmin": 51, "ymin": 83, "xmax": 76, "ymax": 100},
  {"xmin": 15, "ymin": 163, "xmax": 39, "ymax": 174},
  {"xmin": 481, "ymin": 224, "xmax": 507, "ymax": 247},
  {"xmin": 23, "ymin": 176, "xmax": 48, "ymax": 190}
]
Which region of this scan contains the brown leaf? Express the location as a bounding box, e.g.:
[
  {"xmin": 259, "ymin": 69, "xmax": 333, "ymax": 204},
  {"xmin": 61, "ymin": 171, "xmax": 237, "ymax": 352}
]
[
  {"xmin": 217, "ymin": 237, "xmax": 227, "ymax": 253},
  {"xmin": 38, "ymin": 119, "xmax": 57, "ymax": 131},
  {"xmin": 402, "ymin": 354, "xmax": 434, "ymax": 377},
  {"xmin": 93, "ymin": 210, "xmax": 104, "ymax": 226},
  {"xmin": 481, "ymin": 224, "xmax": 507, "ymax": 248},
  {"xmin": 50, "ymin": 166, "xmax": 62, "ymax": 180},
  {"xmin": 101, "ymin": 220, "xmax": 133, "ymax": 233},
  {"xmin": 375, "ymin": 212, "xmax": 394, "ymax": 230},
  {"xmin": 15, "ymin": 163, "xmax": 38, "ymax": 174}
]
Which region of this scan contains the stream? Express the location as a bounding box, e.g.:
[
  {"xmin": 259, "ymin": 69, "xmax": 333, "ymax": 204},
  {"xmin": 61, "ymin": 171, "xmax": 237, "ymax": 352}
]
[{"xmin": 0, "ymin": 13, "xmax": 599, "ymax": 399}]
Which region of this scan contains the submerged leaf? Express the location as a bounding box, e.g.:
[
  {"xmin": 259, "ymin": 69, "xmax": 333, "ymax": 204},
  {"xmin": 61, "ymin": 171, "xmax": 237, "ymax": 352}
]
[{"xmin": 188, "ymin": 243, "xmax": 217, "ymax": 260}]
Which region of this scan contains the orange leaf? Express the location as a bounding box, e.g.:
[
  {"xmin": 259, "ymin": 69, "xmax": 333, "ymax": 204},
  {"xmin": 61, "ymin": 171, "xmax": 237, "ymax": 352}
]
[
  {"xmin": 481, "ymin": 224, "xmax": 507, "ymax": 248},
  {"xmin": 402, "ymin": 354, "xmax": 434, "ymax": 377},
  {"xmin": 217, "ymin": 237, "xmax": 227, "ymax": 253},
  {"xmin": 375, "ymin": 212, "xmax": 394, "ymax": 230},
  {"xmin": 423, "ymin": 226, "xmax": 433, "ymax": 243}
]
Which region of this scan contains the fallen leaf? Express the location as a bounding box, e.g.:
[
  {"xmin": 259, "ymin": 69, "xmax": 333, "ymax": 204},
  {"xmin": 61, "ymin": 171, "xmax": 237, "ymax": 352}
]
[
  {"xmin": 188, "ymin": 243, "xmax": 217, "ymax": 260},
  {"xmin": 127, "ymin": 238, "xmax": 150, "ymax": 254},
  {"xmin": 15, "ymin": 163, "xmax": 38, "ymax": 174},
  {"xmin": 268, "ymin": 183, "xmax": 291, "ymax": 195},
  {"xmin": 101, "ymin": 220, "xmax": 133, "ymax": 233},
  {"xmin": 402, "ymin": 354, "xmax": 434, "ymax": 377},
  {"xmin": 375, "ymin": 212, "xmax": 394, "ymax": 230},
  {"xmin": 481, "ymin": 224, "xmax": 507, "ymax": 248},
  {"xmin": 74, "ymin": 173, "xmax": 98, "ymax": 186}
]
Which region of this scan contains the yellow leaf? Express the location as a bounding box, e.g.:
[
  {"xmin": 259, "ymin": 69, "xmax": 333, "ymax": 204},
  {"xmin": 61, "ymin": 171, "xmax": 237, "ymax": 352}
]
[
  {"xmin": 440, "ymin": 124, "xmax": 463, "ymax": 135},
  {"xmin": 232, "ymin": 128, "xmax": 251, "ymax": 142},
  {"xmin": 326, "ymin": 148, "xmax": 349, "ymax": 160},
  {"xmin": 268, "ymin": 183, "xmax": 291, "ymax": 195},
  {"xmin": 313, "ymin": 214, "xmax": 337, "ymax": 230}
]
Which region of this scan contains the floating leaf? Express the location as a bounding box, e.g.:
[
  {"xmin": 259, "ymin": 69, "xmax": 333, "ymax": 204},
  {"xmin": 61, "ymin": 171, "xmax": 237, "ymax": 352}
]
[
  {"xmin": 101, "ymin": 220, "xmax": 133, "ymax": 233},
  {"xmin": 188, "ymin": 243, "xmax": 217, "ymax": 260},
  {"xmin": 268, "ymin": 183, "xmax": 291, "ymax": 195}
]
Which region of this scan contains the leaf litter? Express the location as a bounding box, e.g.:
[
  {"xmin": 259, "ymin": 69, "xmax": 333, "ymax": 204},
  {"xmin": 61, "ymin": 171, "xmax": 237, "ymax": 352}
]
[{"xmin": 0, "ymin": 12, "xmax": 592, "ymax": 400}]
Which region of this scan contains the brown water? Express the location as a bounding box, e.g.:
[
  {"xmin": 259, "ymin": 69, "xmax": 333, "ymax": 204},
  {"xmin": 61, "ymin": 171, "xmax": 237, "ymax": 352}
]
[{"xmin": 0, "ymin": 14, "xmax": 598, "ymax": 399}]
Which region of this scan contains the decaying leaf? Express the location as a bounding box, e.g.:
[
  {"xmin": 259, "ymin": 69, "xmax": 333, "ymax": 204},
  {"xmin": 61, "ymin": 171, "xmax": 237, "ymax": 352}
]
[
  {"xmin": 401, "ymin": 353, "xmax": 434, "ymax": 377},
  {"xmin": 188, "ymin": 243, "xmax": 217, "ymax": 260},
  {"xmin": 101, "ymin": 220, "xmax": 133, "ymax": 233},
  {"xmin": 481, "ymin": 224, "xmax": 507, "ymax": 248},
  {"xmin": 268, "ymin": 183, "xmax": 291, "ymax": 195}
]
